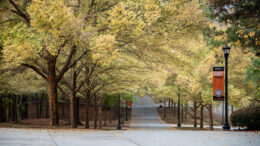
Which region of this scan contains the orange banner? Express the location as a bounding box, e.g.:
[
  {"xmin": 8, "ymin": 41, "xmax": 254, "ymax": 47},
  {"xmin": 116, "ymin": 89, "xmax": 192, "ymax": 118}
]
[
  {"xmin": 127, "ymin": 101, "xmax": 132, "ymax": 109},
  {"xmin": 213, "ymin": 67, "xmax": 224, "ymax": 101}
]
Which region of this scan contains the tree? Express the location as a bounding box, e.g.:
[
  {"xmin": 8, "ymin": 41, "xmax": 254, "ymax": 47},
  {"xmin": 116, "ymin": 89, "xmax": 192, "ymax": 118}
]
[{"xmin": 1, "ymin": 0, "xmax": 91, "ymax": 125}]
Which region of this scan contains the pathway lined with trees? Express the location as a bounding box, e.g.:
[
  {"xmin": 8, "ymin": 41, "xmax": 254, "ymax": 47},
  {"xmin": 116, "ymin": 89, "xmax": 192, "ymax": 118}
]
[
  {"xmin": 0, "ymin": 0, "xmax": 259, "ymax": 133},
  {"xmin": 0, "ymin": 96, "xmax": 259, "ymax": 146}
]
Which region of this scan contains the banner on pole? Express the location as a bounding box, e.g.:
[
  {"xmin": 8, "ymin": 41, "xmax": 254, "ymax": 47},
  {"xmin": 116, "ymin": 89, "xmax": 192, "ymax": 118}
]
[
  {"xmin": 213, "ymin": 67, "xmax": 224, "ymax": 101},
  {"xmin": 127, "ymin": 101, "xmax": 132, "ymax": 109}
]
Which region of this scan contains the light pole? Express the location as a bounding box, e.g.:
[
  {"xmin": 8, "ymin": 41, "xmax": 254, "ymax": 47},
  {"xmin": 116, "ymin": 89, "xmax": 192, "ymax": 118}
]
[
  {"xmin": 221, "ymin": 101, "xmax": 224, "ymax": 125},
  {"xmin": 117, "ymin": 93, "xmax": 121, "ymax": 130},
  {"xmin": 222, "ymin": 46, "xmax": 231, "ymax": 130},
  {"xmin": 177, "ymin": 93, "xmax": 181, "ymax": 127}
]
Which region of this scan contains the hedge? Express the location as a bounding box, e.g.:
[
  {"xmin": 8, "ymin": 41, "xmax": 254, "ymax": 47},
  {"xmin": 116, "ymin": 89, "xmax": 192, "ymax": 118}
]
[{"xmin": 231, "ymin": 105, "xmax": 260, "ymax": 130}]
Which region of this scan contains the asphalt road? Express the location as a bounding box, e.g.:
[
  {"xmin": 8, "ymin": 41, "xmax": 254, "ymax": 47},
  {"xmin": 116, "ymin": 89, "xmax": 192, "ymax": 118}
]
[
  {"xmin": 130, "ymin": 95, "xmax": 168, "ymax": 130},
  {"xmin": 0, "ymin": 95, "xmax": 259, "ymax": 146}
]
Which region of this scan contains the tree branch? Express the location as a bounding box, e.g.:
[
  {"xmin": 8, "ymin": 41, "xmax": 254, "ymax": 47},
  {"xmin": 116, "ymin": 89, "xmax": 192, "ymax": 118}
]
[
  {"xmin": 67, "ymin": 50, "xmax": 88, "ymax": 70},
  {"xmin": 21, "ymin": 63, "xmax": 47, "ymax": 80},
  {"xmin": 9, "ymin": 0, "xmax": 30, "ymax": 25},
  {"xmin": 56, "ymin": 46, "xmax": 75, "ymax": 82},
  {"xmin": 58, "ymin": 85, "xmax": 70, "ymax": 98},
  {"xmin": 75, "ymin": 80, "xmax": 86, "ymax": 93}
]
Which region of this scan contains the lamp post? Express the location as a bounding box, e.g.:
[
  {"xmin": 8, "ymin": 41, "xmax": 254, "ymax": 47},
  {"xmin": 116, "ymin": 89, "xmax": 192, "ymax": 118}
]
[
  {"xmin": 221, "ymin": 101, "xmax": 224, "ymax": 125},
  {"xmin": 222, "ymin": 46, "xmax": 231, "ymax": 130},
  {"xmin": 177, "ymin": 93, "xmax": 181, "ymax": 127},
  {"xmin": 117, "ymin": 93, "xmax": 121, "ymax": 130}
]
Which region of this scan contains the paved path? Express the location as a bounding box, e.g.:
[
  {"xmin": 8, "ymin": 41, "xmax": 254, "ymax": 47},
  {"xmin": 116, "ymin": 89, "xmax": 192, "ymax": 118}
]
[
  {"xmin": 130, "ymin": 95, "xmax": 168, "ymax": 129},
  {"xmin": 0, "ymin": 95, "xmax": 260, "ymax": 146}
]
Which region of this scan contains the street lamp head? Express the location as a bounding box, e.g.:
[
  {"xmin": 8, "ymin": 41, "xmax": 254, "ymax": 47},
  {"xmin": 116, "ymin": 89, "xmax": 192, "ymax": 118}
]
[{"xmin": 222, "ymin": 46, "xmax": 231, "ymax": 56}]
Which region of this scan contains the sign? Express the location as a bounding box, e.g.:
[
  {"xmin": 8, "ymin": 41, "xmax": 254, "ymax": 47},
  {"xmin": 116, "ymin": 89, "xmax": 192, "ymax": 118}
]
[
  {"xmin": 213, "ymin": 67, "xmax": 224, "ymax": 101},
  {"xmin": 127, "ymin": 101, "xmax": 132, "ymax": 109}
]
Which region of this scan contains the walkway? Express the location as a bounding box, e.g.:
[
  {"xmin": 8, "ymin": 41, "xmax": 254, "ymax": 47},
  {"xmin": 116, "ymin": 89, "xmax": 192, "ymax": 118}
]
[
  {"xmin": 130, "ymin": 95, "xmax": 168, "ymax": 129},
  {"xmin": 0, "ymin": 95, "xmax": 259, "ymax": 146}
]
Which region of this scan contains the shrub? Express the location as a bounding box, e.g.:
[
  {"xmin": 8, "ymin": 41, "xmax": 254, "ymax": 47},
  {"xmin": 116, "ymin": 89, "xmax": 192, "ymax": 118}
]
[{"xmin": 231, "ymin": 105, "xmax": 260, "ymax": 130}]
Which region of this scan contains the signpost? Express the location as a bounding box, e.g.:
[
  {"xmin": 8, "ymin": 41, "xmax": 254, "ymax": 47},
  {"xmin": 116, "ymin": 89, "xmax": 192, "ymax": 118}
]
[{"xmin": 213, "ymin": 67, "xmax": 224, "ymax": 101}]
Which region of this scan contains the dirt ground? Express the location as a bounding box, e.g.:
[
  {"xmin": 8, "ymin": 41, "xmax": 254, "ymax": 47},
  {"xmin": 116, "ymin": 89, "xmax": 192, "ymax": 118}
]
[{"xmin": 0, "ymin": 117, "xmax": 131, "ymax": 129}]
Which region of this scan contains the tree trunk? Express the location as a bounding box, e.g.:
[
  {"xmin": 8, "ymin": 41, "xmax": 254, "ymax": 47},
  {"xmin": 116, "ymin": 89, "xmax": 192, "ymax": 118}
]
[
  {"xmin": 85, "ymin": 98, "xmax": 90, "ymax": 129},
  {"xmin": 11, "ymin": 95, "xmax": 14, "ymax": 121},
  {"xmin": 45, "ymin": 96, "xmax": 49, "ymax": 119},
  {"xmin": 0, "ymin": 94, "xmax": 6, "ymax": 122},
  {"xmin": 163, "ymin": 99, "xmax": 166, "ymax": 118},
  {"xmin": 76, "ymin": 97, "xmax": 82, "ymax": 125},
  {"xmin": 39, "ymin": 94, "xmax": 43, "ymax": 118},
  {"xmin": 94, "ymin": 96, "xmax": 97, "ymax": 129},
  {"xmin": 17, "ymin": 95, "xmax": 23, "ymax": 122},
  {"xmin": 109, "ymin": 107, "xmax": 112, "ymax": 124},
  {"xmin": 168, "ymin": 98, "xmax": 170, "ymax": 108},
  {"xmin": 98, "ymin": 104, "xmax": 102, "ymax": 129},
  {"xmin": 193, "ymin": 101, "xmax": 197, "ymax": 128},
  {"xmin": 70, "ymin": 93, "xmax": 77, "ymax": 128},
  {"xmin": 181, "ymin": 104, "xmax": 184, "ymax": 123},
  {"xmin": 0, "ymin": 96, "xmax": 3, "ymax": 122},
  {"xmin": 21, "ymin": 95, "xmax": 27, "ymax": 120},
  {"xmin": 171, "ymin": 100, "xmax": 174, "ymax": 113},
  {"xmin": 36, "ymin": 94, "xmax": 39, "ymax": 119},
  {"xmin": 70, "ymin": 69, "xmax": 77, "ymax": 128},
  {"xmin": 184, "ymin": 104, "xmax": 187, "ymax": 123},
  {"xmin": 207, "ymin": 104, "xmax": 213, "ymax": 131},
  {"xmin": 85, "ymin": 66, "xmax": 91, "ymax": 129},
  {"xmin": 8, "ymin": 95, "xmax": 11, "ymax": 122},
  {"xmin": 104, "ymin": 106, "xmax": 107, "ymax": 126},
  {"xmin": 173, "ymin": 103, "xmax": 176, "ymax": 117},
  {"xmin": 48, "ymin": 55, "xmax": 59, "ymax": 125},
  {"xmin": 200, "ymin": 105, "xmax": 204, "ymax": 129},
  {"xmin": 13, "ymin": 95, "xmax": 17, "ymax": 123}
]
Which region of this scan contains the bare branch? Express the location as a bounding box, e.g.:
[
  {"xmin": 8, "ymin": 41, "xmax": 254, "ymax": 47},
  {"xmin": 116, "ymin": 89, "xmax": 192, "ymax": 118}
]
[
  {"xmin": 9, "ymin": 0, "xmax": 30, "ymax": 25},
  {"xmin": 56, "ymin": 46, "xmax": 75, "ymax": 82},
  {"xmin": 67, "ymin": 50, "xmax": 88, "ymax": 69},
  {"xmin": 58, "ymin": 85, "xmax": 70, "ymax": 98},
  {"xmin": 21, "ymin": 63, "xmax": 47, "ymax": 80},
  {"xmin": 75, "ymin": 80, "xmax": 86, "ymax": 93}
]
